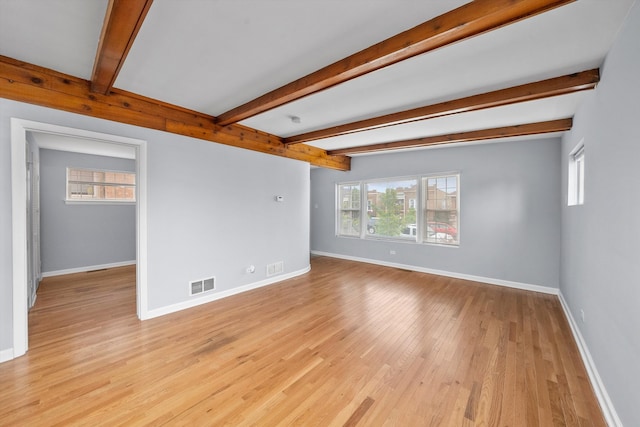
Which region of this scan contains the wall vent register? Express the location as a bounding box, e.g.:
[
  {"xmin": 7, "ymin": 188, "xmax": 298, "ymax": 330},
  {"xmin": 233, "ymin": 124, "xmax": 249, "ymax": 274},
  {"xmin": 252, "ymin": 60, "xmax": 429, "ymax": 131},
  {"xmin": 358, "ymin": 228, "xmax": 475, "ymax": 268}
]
[{"xmin": 189, "ymin": 276, "xmax": 215, "ymax": 296}]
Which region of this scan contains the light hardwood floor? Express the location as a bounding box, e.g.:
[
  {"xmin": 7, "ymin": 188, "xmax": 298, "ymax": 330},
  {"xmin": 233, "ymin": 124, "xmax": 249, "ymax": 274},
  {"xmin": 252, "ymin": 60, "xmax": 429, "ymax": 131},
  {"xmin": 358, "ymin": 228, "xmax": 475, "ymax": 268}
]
[{"xmin": 0, "ymin": 257, "xmax": 605, "ymax": 426}]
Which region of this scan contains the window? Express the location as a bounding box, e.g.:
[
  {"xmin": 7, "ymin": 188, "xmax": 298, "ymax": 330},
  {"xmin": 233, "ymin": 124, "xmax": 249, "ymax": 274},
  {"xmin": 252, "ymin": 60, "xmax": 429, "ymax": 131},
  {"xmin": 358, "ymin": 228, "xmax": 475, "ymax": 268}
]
[
  {"xmin": 67, "ymin": 168, "xmax": 136, "ymax": 202},
  {"xmin": 337, "ymin": 173, "xmax": 459, "ymax": 246},
  {"xmin": 337, "ymin": 183, "xmax": 361, "ymax": 237},
  {"xmin": 568, "ymin": 143, "xmax": 585, "ymax": 206},
  {"xmin": 366, "ymin": 179, "xmax": 417, "ymax": 240},
  {"xmin": 423, "ymin": 174, "xmax": 459, "ymax": 245}
]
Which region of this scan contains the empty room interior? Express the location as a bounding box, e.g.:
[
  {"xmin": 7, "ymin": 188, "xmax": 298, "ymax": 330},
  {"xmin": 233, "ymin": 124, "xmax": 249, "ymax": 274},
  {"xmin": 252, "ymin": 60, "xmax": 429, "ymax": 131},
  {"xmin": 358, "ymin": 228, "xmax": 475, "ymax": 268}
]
[{"xmin": 1, "ymin": 0, "xmax": 639, "ymax": 425}]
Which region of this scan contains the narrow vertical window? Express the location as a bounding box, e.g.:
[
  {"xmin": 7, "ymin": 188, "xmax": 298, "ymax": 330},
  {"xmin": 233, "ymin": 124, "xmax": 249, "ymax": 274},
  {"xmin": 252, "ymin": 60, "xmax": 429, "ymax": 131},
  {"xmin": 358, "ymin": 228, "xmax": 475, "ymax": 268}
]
[
  {"xmin": 568, "ymin": 143, "xmax": 585, "ymax": 206},
  {"xmin": 423, "ymin": 174, "xmax": 459, "ymax": 245},
  {"xmin": 337, "ymin": 183, "xmax": 361, "ymax": 237}
]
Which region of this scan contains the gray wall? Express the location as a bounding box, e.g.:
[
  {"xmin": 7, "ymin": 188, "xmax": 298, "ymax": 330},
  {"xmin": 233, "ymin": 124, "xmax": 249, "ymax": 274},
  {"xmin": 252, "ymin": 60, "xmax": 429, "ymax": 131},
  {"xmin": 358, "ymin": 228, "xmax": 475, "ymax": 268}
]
[
  {"xmin": 560, "ymin": 2, "xmax": 640, "ymax": 425},
  {"xmin": 39, "ymin": 149, "xmax": 136, "ymax": 273},
  {"xmin": 146, "ymin": 129, "xmax": 309, "ymax": 310},
  {"xmin": 0, "ymin": 98, "xmax": 310, "ymax": 352},
  {"xmin": 311, "ymin": 138, "xmax": 561, "ymax": 289}
]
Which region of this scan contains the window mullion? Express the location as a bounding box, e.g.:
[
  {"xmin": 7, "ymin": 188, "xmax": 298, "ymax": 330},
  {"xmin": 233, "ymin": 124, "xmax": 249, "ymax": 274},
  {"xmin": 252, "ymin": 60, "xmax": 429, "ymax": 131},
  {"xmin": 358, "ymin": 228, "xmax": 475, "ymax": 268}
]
[
  {"xmin": 360, "ymin": 180, "xmax": 366, "ymax": 239},
  {"xmin": 417, "ymin": 179, "xmax": 424, "ymax": 244}
]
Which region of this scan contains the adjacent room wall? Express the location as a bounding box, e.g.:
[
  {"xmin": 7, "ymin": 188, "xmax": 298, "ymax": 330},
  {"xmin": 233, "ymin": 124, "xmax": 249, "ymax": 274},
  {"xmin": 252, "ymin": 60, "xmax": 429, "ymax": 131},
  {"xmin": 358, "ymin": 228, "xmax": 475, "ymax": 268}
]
[
  {"xmin": 311, "ymin": 137, "xmax": 561, "ymax": 290},
  {"xmin": 38, "ymin": 149, "xmax": 136, "ymax": 274},
  {"xmin": 0, "ymin": 98, "xmax": 310, "ymax": 354},
  {"xmin": 560, "ymin": 2, "xmax": 640, "ymax": 425}
]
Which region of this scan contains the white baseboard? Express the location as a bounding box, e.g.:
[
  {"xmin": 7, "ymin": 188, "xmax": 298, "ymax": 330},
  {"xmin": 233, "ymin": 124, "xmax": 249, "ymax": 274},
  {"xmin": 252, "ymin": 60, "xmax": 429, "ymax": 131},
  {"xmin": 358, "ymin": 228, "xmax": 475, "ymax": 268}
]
[
  {"xmin": 41, "ymin": 260, "xmax": 136, "ymax": 278},
  {"xmin": 143, "ymin": 265, "xmax": 311, "ymax": 320},
  {"xmin": 311, "ymin": 251, "xmax": 558, "ymax": 295},
  {"xmin": 0, "ymin": 348, "xmax": 14, "ymax": 363},
  {"xmin": 558, "ymin": 292, "xmax": 622, "ymax": 427}
]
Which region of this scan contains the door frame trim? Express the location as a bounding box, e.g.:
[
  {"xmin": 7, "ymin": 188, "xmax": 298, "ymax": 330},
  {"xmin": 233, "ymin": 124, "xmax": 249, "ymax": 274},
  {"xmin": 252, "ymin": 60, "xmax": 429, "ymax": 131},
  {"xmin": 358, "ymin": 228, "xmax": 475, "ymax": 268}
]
[{"xmin": 10, "ymin": 118, "xmax": 149, "ymax": 358}]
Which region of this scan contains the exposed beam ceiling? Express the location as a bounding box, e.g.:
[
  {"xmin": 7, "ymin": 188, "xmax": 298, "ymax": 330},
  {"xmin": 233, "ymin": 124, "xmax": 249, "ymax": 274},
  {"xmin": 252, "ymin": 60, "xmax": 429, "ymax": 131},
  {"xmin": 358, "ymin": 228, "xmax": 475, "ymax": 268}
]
[
  {"xmin": 0, "ymin": 55, "xmax": 350, "ymax": 171},
  {"xmin": 285, "ymin": 69, "xmax": 599, "ymax": 145},
  {"xmin": 215, "ymin": 0, "xmax": 576, "ymax": 126},
  {"xmin": 3, "ymin": 0, "xmax": 621, "ymax": 168},
  {"xmin": 91, "ymin": 0, "xmax": 153, "ymax": 94},
  {"xmin": 328, "ymin": 118, "xmax": 573, "ymax": 155}
]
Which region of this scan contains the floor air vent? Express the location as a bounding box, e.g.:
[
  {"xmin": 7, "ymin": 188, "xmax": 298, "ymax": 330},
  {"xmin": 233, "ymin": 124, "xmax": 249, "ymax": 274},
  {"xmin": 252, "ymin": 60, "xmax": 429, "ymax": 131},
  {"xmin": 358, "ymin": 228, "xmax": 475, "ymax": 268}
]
[{"xmin": 190, "ymin": 276, "xmax": 216, "ymax": 296}]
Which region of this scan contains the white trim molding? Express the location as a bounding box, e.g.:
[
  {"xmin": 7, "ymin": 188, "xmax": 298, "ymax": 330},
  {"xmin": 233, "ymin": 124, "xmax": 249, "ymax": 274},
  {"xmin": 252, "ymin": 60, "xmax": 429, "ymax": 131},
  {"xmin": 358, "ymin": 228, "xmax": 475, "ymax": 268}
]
[
  {"xmin": 558, "ymin": 292, "xmax": 622, "ymax": 427},
  {"xmin": 11, "ymin": 119, "xmax": 30, "ymax": 358},
  {"xmin": 144, "ymin": 265, "xmax": 311, "ymax": 320},
  {"xmin": 41, "ymin": 261, "xmax": 137, "ymax": 278},
  {"xmin": 311, "ymin": 251, "xmax": 559, "ymax": 295},
  {"xmin": 0, "ymin": 348, "xmax": 15, "ymax": 363}
]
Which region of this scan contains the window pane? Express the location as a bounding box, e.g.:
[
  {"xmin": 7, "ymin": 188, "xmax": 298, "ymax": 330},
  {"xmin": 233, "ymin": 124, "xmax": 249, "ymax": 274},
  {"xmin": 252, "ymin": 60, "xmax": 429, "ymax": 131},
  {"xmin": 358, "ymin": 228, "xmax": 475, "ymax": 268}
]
[
  {"xmin": 423, "ymin": 174, "xmax": 459, "ymax": 245},
  {"xmin": 366, "ymin": 179, "xmax": 417, "ymax": 240},
  {"xmin": 576, "ymin": 153, "xmax": 584, "ymax": 205},
  {"xmin": 339, "ymin": 184, "xmax": 360, "ymax": 209},
  {"xmin": 337, "ymin": 183, "xmax": 361, "ymax": 237},
  {"xmin": 568, "ymin": 145, "xmax": 585, "ymax": 206},
  {"xmin": 447, "ymin": 176, "xmax": 457, "ymax": 193},
  {"xmin": 67, "ymin": 168, "xmax": 136, "ymax": 201},
  {"xmin": 339, "ymin": 210, "xmax": 360, "ymax": 236}
]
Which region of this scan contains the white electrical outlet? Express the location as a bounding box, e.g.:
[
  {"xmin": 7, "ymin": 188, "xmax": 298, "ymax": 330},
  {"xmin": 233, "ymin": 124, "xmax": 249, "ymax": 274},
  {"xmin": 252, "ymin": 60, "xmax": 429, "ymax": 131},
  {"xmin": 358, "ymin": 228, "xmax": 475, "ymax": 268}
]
[
  {"xmin": 266, "ymin": 261, "xmax": 284, "ymax": 277},
  {"xmin": 580, "ymin": 309, "xmax": 585, "ymax": 322},
  {"xmin": 390, "ymin": 250, "xmax": 396, "ymax": 255}
]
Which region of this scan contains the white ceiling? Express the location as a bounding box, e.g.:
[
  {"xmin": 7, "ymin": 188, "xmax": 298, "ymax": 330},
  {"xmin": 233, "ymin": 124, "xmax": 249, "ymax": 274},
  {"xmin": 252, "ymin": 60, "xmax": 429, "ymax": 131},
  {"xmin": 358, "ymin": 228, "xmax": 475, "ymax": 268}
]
[
  {"xmin": 0, "ymin": 0, "xmax": 108, "ymax": 79},
  {"xmin": 0, "ymin": 0, "xmax": 636, "ymax": 156}
]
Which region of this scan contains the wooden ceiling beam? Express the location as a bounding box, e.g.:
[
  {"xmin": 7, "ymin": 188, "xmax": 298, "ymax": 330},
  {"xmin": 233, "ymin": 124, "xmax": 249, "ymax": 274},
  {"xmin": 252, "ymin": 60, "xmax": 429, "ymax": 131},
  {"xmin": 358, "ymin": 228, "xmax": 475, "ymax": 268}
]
[
  {"xmin": 286, "ymin": 69, "xmax": 598, "ymax": 144},
  {"xmin": 327, "ymin": 118, "xmax": 573, "ymax": 156},
  {"xmin": 0, "ymin": 56, "xmax": 350, "ymax": 171},
  {"xmin": 215, "ymin": 0, "xmax": 575, "ymax": 126},
  {"xmin": 90, "ymin": 0, "xmax": 154, "ymax": 94}
]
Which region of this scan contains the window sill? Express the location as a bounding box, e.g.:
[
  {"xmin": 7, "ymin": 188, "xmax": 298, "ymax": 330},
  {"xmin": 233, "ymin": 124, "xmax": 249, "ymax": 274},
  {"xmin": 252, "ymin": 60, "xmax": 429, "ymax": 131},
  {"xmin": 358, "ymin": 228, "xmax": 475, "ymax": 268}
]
[
  {"xmin": 64, "ymin": 199, "xmax": 136, "ymax": 205},
  {"xmin": 338, "ymin": 234, "xmax": 459, "ymax": 248}
]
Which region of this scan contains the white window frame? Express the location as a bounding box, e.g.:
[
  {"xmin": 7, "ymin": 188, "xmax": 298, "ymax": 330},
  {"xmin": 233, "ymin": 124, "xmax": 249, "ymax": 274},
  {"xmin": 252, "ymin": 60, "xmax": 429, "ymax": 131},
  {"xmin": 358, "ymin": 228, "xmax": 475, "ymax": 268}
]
[
  {"xmin": 336, "ymin": 172, "xmax": 460, "ymax": 247},
  {"xmin": 422, "ymin": 173, "xmax": 460, "ymax": 246},
  {"xmin": 365, "ymin": 176, "xmax": 419, "ymax": 242},
  {"xmin": 66, "ymin": 167, "xmax": 136, "ymax": 204},
  {"xmin": 568, "ymin": 141, "xmax": 585, "ymax": 206}
]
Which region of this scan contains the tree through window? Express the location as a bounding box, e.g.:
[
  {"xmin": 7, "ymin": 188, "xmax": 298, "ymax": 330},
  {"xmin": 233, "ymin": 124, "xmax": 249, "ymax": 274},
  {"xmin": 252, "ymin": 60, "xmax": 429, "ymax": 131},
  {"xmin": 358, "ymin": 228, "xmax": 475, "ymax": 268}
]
[{"xmin": 366, "ymin": 179, "xmax": 417, "ymax": 239}]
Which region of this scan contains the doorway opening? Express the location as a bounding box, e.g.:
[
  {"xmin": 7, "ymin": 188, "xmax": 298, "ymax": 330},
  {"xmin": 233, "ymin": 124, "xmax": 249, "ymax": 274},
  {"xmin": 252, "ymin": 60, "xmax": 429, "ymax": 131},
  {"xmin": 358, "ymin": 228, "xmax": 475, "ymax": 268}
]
[{"xmin": 10, "ymin": 119, "xmax": 148, "ymax": 359}]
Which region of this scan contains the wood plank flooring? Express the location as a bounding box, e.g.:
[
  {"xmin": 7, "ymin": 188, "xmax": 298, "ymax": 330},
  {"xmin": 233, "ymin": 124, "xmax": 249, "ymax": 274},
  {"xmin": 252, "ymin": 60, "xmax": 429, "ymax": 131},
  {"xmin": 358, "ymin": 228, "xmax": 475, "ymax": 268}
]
[{"xmin": 0, "ymin": 257, "xmax": 605, "ymax": 426}]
